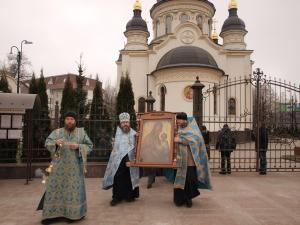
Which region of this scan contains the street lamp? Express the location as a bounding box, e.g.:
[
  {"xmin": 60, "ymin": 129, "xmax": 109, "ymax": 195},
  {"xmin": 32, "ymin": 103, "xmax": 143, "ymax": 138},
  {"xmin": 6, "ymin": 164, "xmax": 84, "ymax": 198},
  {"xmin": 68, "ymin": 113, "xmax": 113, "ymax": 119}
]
[{"xmin": 9, "ymin": 40, "xmax": 33, "ymax": 93}]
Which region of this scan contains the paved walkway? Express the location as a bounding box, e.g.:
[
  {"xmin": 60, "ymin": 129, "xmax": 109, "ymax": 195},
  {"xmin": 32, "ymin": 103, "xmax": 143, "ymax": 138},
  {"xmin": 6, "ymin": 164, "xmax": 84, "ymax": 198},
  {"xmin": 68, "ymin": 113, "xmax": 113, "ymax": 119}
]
[{"xmin": 0, "ymin": 173, "xmax": 299, "ymax": 225}]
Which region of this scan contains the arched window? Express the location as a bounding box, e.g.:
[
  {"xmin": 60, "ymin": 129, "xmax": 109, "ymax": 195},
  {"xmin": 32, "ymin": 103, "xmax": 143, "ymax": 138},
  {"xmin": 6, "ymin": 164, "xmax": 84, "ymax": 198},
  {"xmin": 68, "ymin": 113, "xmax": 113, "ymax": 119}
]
[
  {"xmin": 165, "ymin": 15, "xmax": 172, "ymax": 34},
  {"xmin": 155, "ymin": 20, "xmax": 160, "ymax": 38},
  {"xmin": 180, "ymin": 14, "xmax": 189, "ymax": 23},
  {"xmin": 208, "ymin": 19, "xmax": 213, "ymax": 35},
  {"xmin": 196, "ymin": 15, "xmax": 203, "ymax": 29},
  {"xmin": 228, "ymin": 98, "xmax": 236, "ymax": 115},
  {"xmin": 160, "ymin": 85, "xmax": 167, "ymax": 111},
  {"xmin": 138, "ymin": 97, "xmax": 146, "ymax": 113}
]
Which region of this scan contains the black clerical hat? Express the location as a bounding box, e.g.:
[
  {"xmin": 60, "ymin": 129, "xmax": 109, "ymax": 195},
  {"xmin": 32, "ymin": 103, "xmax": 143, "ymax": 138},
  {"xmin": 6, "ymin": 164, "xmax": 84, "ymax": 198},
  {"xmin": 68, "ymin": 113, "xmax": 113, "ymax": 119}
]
[
  {"xmin": 64, "ymin": 111, "xmax": 77, "ymax": 121},
  {"xmin": 176, "ymin": 112, "xmax": 188, "ymax": 121}
]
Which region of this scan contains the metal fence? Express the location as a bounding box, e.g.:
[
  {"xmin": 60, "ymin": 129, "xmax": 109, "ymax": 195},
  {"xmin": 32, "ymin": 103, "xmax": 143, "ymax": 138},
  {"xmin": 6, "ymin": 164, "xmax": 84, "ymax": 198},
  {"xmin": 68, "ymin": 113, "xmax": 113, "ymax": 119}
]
[
  {"xmin": 1, "ymin": 69, "xmax": 299, "ymax": 173},
  {"xmin": 201, "ymin": 69, "xmax": 300, "ymax": 172},
  {"xmin": 0, "ymin": 116, "xmax": 118, "ymax": 164}
]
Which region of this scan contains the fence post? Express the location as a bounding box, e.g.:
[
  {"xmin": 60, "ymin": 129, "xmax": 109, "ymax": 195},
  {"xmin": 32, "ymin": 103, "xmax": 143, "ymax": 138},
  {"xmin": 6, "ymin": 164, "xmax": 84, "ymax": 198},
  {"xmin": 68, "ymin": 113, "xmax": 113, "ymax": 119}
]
[
  {"xmin": 25, "ymin": 110, "xmax": 33, "ymax": 185},
  {"xmin": 192, "ymin": 76, "xmax": 205, "ymax": 127},
  {"xmin": 54, "ymin": 101, "xmax": 59, "ymax": 129},
  {"xmin": 146, "ymin": 91, "xmax": 156, "ymax": 112},
  {"xmin": 254, "ymin": 68, "xmax": 264, "ymax": 172}
]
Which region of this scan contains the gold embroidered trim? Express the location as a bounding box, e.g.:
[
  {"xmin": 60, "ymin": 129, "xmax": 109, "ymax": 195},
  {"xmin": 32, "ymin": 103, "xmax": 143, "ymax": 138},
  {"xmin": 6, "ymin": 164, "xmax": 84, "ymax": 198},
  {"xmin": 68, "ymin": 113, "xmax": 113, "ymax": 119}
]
[{"xmin": 44, "ymin": 202, "xmax": 87, "ymax": 208}]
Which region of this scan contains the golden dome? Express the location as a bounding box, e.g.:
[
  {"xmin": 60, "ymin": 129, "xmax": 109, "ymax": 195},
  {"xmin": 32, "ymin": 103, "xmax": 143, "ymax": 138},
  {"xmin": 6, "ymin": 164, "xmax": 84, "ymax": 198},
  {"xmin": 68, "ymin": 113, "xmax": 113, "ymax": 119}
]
[
  {"xmin": 134, "ymin": 0, "xmax": 142, "ymax": 10},
  {"xmin": 229, "ymin": 0, "xmax": 238, "ymax": 9}
]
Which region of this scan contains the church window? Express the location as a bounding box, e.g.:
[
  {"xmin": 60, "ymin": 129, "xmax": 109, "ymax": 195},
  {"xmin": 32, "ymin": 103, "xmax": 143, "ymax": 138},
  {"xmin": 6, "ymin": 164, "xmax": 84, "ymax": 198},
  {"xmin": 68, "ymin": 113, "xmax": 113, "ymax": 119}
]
[
  {"xmin": 155, "ymin": 20, "xmax": 160, "ymax": 38},
  {"xmin": 160, "ymin": 85, "xmax": 167, "ymax": 111},
  {"xmin": 180, "ymin": 14, "xmax": 189, "ymax": 23},
  {"xmin": 165, "ymin": 15, "xmax": 172, "ymax": 34},
  {"xmin": 228, "ymin": 98, "xmax": 236, "ymax": 115},
  {"xmin": 138, "ymin": 97, "xmax": 146, "ymax": 113},
  {"xmin": 196, "ymin": 15, "xmax": 203, "ymax": 29},
  {"xmin": 208, "ymin": 18, "xmax": 213, "ymax": 35}
]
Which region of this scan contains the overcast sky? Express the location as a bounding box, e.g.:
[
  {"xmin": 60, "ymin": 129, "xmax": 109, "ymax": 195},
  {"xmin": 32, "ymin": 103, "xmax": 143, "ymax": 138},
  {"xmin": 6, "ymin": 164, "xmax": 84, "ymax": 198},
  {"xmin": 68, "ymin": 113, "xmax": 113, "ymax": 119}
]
[{"xmin": 0, "ymin": 0, "xmax": 299, "ymax": 85}]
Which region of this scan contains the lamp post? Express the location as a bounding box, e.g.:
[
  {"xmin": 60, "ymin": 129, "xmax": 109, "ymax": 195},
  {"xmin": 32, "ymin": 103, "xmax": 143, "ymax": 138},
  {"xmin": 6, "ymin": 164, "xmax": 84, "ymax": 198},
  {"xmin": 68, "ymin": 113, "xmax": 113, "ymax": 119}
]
[
  {"xmin": 10, "ymin": 40, "xmax": 33, "ymax": 93},
  {"xmin": 224, "ymin": 74, "xmax": 229, "ymax": 122}
]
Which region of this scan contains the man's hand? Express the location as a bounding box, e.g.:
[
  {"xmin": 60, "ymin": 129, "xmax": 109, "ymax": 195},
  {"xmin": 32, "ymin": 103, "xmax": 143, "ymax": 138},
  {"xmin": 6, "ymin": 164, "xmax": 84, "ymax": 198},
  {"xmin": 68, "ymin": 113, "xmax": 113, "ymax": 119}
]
[
  {"xmin": 69, "ymin": 143, "xmax": 79, "ymax": 150},
  {"xmin": 174, "ymin": 136, "xmax": 180, "ymax": 143},
  {"xmin": 126, "ymin": 162, "xmax": 131, "ymax": 167},
  {"xmin": 56, "ymin": 139, "xmax": 64, "ymax": 147}
]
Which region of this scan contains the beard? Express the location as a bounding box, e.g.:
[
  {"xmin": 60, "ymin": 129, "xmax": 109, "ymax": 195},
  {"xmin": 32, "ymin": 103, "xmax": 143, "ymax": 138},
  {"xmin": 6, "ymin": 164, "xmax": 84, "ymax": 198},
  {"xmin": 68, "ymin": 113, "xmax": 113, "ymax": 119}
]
[
  {"xmin": 179, "ymin": 122, "xmax": 188, "ymax": 129},
  {"xmin": 121, "ymin": 125, "xmax": 130, "ymax": 133},
  {"xmin": 64, "ymin": 123, "xmax": 76, "ymax": 132}
]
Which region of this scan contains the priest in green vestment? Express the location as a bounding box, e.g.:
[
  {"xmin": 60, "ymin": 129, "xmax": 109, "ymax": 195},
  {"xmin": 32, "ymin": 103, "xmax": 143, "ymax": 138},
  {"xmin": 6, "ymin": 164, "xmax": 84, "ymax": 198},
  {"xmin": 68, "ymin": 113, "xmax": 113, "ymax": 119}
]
[{"xmin": 39, "ymin": 111, "xmax": 93, "ymax": 223}]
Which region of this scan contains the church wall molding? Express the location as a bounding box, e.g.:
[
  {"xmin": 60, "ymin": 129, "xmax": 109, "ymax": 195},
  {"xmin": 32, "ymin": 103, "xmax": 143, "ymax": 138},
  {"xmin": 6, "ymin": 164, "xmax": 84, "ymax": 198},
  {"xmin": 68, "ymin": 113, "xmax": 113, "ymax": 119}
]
[
  {"xmin": 151, "ymin": 1, "xmax": 215, "ymax": 20},
  {"xmin": 152, "ymin": 67, "xmax": 223, "ymax": 85}
]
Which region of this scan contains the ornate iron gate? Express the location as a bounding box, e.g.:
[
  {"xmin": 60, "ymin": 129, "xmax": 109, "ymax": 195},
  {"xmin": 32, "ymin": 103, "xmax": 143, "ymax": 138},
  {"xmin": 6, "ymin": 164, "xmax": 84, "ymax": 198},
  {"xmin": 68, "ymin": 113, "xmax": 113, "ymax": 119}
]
[{"xmin": 198, "ymin": 68, "xmax": 300, "ymax": 172}]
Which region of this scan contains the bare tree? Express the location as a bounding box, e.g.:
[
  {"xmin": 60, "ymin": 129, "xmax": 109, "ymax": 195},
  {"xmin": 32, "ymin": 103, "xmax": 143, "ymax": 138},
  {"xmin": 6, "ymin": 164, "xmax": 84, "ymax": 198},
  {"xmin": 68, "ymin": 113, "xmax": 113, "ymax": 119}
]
[
  {"xmin": 253, "ymin": 83, "xmax": 280, "ymax": 127},
  {"xmin": 6, "ymin": 53, "xmax": 32, "ymax": 80},
  {"xmin": 103, "ymin": 77, "xmax": 117, "ymax": 117}
]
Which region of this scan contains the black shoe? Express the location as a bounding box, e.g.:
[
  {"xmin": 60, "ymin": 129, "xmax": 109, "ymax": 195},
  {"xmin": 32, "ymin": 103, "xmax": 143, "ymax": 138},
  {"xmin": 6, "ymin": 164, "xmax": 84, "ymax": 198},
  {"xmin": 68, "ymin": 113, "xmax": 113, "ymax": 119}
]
[
  {"xmin": 259, "ymin": 171, "xmax": 267, "ymax": 175},
  {"xmin": 41, "ymin": 219, "xmax": 50, "ymax": 225},
  {"xmin": 219, "ymin": 171, "xmax": 226, "ymax": 175},
  {"xmin": 175, "ymin": 203, "xmax": 182, "ymax": 207},
  {"xmin": 186, "ymin": 199, "xmax": 193, "ymax": 208},
  {"xmin": 41, "ymin": 218, "xmax": 62, "ymax": 225},
  {"xmin": 147, "ymin": 183, "xmax": 153, "ymax": 189},
  {"xmin": 227, "ymin": 170, "xmax": 231, "ymax": 174},
  {"xmin": 125, "ymin": 198, "xmax": 135, "ymax": 202},
  {"xmin": 110, "ymin": 199, "xmax": 120, "ymax": 206}
]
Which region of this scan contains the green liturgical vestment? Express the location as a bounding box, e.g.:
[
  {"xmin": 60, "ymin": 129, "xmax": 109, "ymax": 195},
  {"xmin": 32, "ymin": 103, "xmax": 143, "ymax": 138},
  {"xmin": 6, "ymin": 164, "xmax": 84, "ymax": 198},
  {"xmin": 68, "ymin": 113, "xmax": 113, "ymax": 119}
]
[{"xmin": 42, "ymin": 127, "xmax": 93, "ymax": 220}]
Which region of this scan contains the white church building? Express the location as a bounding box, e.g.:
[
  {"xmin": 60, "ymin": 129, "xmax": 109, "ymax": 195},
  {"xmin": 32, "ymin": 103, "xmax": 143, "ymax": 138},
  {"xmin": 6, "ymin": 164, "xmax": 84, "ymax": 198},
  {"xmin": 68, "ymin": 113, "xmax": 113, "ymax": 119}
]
[{"xmin": 116, "ymin": 0, "xmax": 253, "ymax": 123}]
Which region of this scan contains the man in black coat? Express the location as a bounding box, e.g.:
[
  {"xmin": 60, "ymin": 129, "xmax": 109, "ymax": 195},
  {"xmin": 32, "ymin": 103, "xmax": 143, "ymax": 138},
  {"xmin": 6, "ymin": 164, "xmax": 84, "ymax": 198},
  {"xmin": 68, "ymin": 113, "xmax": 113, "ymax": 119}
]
[
  {"xmin": 200, "ymin": 125, "xmax": 210, "ymax": 160},
  {"xmin": 216, "ymin": 124, "xmax": 236, "ymax": 175},
  {"xmin": 257, "ymin": 122, "xmax": 269, "ymax": 175}
]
